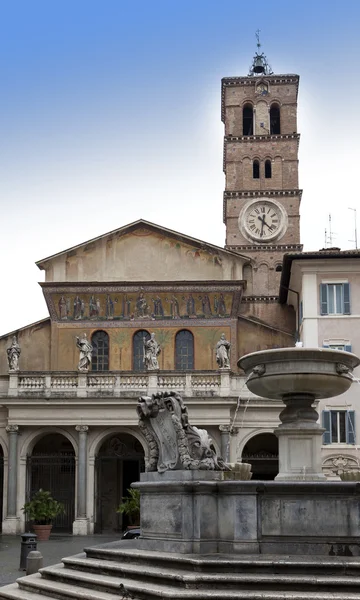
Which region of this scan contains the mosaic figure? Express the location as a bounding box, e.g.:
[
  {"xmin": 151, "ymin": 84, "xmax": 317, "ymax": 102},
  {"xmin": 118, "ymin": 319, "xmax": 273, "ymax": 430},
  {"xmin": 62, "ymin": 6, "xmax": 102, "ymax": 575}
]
[
  {"xmin": 106, "ymin": 295, "xmax": 115, "ymax": 319},
  {"xmin": 89, "ymin": 295, "xmax": 100, "ymax": 318},
  {"xmin": 215, "ymin": 333, "xmax": 231, "ymax": 369},
  {"xmin": 136, "ymin": 292, "xmax": 148, "ymax": 318},
  {"xmin": 7, "ymin": 336, "xmax": 21, "ymax": 372},
  {"xmin": 152, "ymin": 296, "xmax": 164, "ymax": 317},
  {"xmin": 186, "ymin": 294, "xmax": 196, "ymax": 317},
  {"xmin": 200, "ymin": 294, "xmax": 212, "ymax": 316},
  {"xmin": 144, "ymin": 332, "xmax": 161, "ymax": 370},
  {"xmin": 170, "ymin": 295, "xmax": 180, "ymax": 319},
  {"xmin": 76, "ymin": 333, "xmax": 93, "ymax": 372},
  {"xmin": 58, "ymin": 296, "xmax": 69, "ymax": 320},
  {"xmin": 214, "ymin": 293, "xmax": 227, "ymax": 317},
  {"xmin": 73, "ymin": 296, "xmax": 83, "ymax": 320},
  {"xmin": 122, "ymin": 294, "xmax": 132, "ymax": 318}
]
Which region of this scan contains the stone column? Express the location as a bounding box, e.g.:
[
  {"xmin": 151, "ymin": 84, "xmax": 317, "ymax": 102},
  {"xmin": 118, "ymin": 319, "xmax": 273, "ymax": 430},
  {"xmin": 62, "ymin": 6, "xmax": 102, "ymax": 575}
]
[
  {"xmin": 73, "ymin": 425, "xmax": 89, "ymax": 535},
  {"xmin": 219, "ymin": 425, "xmax": 231, "ymax": 462},
  {"xmin": 2, "ymin": 425, "xmax": 20, "ymax": 534}
]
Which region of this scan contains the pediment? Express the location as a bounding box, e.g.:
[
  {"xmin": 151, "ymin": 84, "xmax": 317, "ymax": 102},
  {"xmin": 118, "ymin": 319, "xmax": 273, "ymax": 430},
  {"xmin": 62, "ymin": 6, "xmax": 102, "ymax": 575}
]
[{"xmin": 36, "ymin": 220, "xmax": 249, "ymax": 284}]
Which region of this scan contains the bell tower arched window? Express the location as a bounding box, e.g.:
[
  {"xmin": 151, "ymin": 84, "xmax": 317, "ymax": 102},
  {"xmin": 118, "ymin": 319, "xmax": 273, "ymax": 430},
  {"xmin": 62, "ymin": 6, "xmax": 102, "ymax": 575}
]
[
  {"xmin": 243, "ymin": 104, "xmax": 253, "ymax": 136},
  {"xmin": 91, "ymin": 331, "xmax": 109, "ymax": 372},
  {"xmin": 253, "ymin": 159, "xmax": 260, "ymax": 179},
  {"xmin": 175, "ymin": 330, "xmax": 194, "ymax": 370},
  {"xmin": 270, "ymin": 105, "xmax": 280, "ymax": 134},
  {"xmin": 133, "ymin": 330, "xmax": 150, "ymax": 371},
  {"xmin": 265, "ymin": 159, "xmax": 272, "ymax": 178}
]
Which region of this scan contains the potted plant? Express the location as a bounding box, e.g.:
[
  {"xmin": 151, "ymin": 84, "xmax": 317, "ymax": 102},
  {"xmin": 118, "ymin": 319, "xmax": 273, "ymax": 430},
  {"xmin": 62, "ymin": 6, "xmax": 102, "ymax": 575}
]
[
  {"xmin": 22, "ymin": 489, "xmax": 65, "ymax": 541},
  {"xmin": 117, "ymin": 487, "xmax": 140, "ymax": 528}
]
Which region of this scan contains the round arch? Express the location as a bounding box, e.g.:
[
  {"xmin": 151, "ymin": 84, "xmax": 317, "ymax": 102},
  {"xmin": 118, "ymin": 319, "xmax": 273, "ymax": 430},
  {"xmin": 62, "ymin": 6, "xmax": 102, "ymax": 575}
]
[
  {"xmin": 92, "ymin": 428, "xmax": 146, "ymax": 533},
  {"xmin": 25, "ymin": 430, "xmax": 76, "ymax": 532},
  {"xmin": 241, "ymin": 431, "xmax": 278, "ymax": 480},
  {"xmin": 20, "ymin": 427, "xmax": 77, "ymax": 459},
  {"xmin": 0, "ymin": 442, "xmax": 3, "ymax": 532}
]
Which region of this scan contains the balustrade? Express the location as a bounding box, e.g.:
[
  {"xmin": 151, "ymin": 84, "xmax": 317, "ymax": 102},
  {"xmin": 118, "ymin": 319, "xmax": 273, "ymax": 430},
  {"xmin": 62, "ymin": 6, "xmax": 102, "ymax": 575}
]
[{"xmin": 3, "ymin": 371, "xmax": 246, "ymax": 398}]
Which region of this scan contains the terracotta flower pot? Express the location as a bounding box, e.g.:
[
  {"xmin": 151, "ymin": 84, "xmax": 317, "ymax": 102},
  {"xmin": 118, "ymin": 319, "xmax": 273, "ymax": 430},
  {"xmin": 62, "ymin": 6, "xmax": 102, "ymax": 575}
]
[{"xmin": 33, "ymin": 524, "xmax": 52, "ymax": 541}]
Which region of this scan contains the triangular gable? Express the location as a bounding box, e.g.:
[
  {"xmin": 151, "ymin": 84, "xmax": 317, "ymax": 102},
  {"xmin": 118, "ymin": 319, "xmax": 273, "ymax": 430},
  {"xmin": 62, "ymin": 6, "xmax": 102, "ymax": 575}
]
[{"xmin": 36, "ymin": 219, "xmax": 250, "ymax": 284}]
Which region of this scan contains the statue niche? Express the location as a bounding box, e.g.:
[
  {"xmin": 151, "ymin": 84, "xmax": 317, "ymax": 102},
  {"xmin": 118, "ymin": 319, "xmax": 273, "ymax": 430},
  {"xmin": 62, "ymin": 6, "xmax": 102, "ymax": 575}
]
[{"xmin": 137, "ymin": 391, "xmax": 229, "ymax": 473}]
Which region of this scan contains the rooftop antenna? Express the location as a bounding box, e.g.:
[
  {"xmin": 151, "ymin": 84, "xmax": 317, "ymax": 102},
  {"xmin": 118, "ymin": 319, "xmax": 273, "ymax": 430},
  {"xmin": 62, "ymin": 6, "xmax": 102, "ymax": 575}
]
[
  {"xmin": 325, "ymin": 213, "xmax": 337, "ymax": 248},
  {"xmin": 248, "ymin": 30, "xmax": 273, "ymax": 77},
  {"xmin": 348, "ymin": 207, "xmax": 358, "ymax": 249}
]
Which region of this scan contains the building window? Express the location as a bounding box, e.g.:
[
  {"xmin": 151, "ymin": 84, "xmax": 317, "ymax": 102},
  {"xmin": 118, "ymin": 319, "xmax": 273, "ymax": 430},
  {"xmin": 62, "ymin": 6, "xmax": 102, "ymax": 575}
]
[
  {"xmin": 322, "ymin": 410, "xmax": 355, "ymax": 444},
  {"xmin": 91, "ymin": 331, "xmax": 109, "ymax": 371},
  {"xmin": 253, "ymin": 159, "xmax": 260, "ymax": 179},
  {"xmin": 133, "ymin": 330, "xmax": 150, "ymax": 371},
  {"xmin": 270, "ymin": 104, "xmax": 280, "ymax": 134},
  {"xmin": 175, "ymin": 330, "xmax": 194, "ymax": 370},
  {"xmin": 320, "ymin": 283, "xmax": 351, "ymax": 315},
  {"xmin": 265, "ymin": 159, "xmax": 272, "ymax": 178},
  {"xmin": 243, "ymin": 104, "xmax": 253, "ymax": 136}
]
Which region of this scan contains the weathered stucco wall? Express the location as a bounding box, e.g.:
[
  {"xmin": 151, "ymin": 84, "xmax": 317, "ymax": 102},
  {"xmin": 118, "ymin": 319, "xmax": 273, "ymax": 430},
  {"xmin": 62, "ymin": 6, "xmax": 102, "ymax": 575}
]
[
  {"xmin": 0, "ymin": 320, "xmax": 51, "ymax": 375},
  {"xmin": 41, "ymin": 229, "xmax": 245, "ymax": 283}
]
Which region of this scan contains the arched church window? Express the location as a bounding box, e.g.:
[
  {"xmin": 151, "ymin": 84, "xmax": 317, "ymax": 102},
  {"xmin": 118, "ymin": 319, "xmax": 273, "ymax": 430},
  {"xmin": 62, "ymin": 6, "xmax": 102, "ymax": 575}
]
[
  {"xmin": 253, "ymin": 159, "xmax": 260, "ymax": 179},
  {"xmin": 133, "ymin": 330, "xmax": 150, "ymax": 371},
  {"xmin": 91, "ymin": 331, "xmax": 109, "ymax": 372},
  {"xmin": 270, "ymin": 104, "xmax": 281, "ymax": 135},
  {"xmin": 243, "ymin": 104, "xmax": 254, "ymax": 136},
  {"xmin": 265, "ymin": 159, "xmax": 272, "ymax": 178},
  {"xmin": 175, "ymin": 330, "xmax": 194, "ymax": 370}
]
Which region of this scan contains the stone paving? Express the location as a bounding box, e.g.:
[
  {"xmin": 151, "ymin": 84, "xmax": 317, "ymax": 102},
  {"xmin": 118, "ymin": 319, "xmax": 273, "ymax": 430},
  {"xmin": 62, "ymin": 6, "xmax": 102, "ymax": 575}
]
[{"xmin": 0, "ymin": 534, "xmax": 120, "ymax": 587}]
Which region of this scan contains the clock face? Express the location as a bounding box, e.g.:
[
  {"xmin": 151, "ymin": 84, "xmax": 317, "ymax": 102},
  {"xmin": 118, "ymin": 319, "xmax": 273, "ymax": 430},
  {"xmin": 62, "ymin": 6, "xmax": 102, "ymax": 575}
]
[{"xmin": 241, "ymin": 200, "xmax": 286, "ymax": 242}]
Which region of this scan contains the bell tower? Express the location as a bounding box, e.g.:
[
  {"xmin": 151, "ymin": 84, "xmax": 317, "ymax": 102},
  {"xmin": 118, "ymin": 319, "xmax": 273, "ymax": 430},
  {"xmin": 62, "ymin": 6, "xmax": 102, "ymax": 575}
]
[{"xmin": 222, "ymin": 34, "xmax": 302, "ymax": 297}]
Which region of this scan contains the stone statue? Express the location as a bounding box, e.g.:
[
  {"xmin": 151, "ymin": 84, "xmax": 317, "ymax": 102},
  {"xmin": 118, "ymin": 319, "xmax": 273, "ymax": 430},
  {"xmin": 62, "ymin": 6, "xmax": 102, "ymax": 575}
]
[
  {"xmin": 137, "ymin": 391, "xmax": 230, "ymax": 473},
  {"xmin": 76, "ymin": 333, "xmax": 93, "ymax": 372},
  {"xmin": 7, "ymin": 336, "xmax": 20, "ymax": 372},
  {"xmin": 144, "ymin": 333, "xmax": 161, "ymax": 370},
  {"xmin": 216, "ymin": 333, "xmax": 231, "ymax": 369}
]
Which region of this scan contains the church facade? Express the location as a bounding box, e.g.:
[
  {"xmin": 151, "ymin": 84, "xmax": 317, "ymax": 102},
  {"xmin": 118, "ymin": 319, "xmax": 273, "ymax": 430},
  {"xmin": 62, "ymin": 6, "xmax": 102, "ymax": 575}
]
[{"xmin": 2, "ymin": 49, "xmax": 353, "ymax": 536}]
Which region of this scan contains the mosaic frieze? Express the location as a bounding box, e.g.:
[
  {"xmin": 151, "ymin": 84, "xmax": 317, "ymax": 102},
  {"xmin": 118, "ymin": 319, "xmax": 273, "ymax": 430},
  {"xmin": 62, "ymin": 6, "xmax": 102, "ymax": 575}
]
[{"xmin": 53, "ymin": 290, "xmax": 233, "ymax": 322}]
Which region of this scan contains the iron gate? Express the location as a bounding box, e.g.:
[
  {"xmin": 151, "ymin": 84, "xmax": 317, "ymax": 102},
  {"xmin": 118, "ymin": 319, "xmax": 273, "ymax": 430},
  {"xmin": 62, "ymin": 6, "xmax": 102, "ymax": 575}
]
[{"xmin": 26, "ymin": 454, "xmax": 75, "ymax": 532}]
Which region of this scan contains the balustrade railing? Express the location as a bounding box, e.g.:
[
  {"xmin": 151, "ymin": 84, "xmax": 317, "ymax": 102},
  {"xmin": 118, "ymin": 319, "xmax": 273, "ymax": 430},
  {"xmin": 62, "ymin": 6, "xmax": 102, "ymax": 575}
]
[{"xmin": 4, "ymin": 370, "xmax": 246, "ymax": 398}]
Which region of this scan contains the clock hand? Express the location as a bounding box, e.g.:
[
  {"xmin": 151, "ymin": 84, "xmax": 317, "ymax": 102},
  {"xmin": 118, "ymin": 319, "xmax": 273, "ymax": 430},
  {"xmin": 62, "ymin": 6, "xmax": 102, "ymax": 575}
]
[{"xmin": 258, "ymin": 215, "xmax": 272, "ymax": 231}]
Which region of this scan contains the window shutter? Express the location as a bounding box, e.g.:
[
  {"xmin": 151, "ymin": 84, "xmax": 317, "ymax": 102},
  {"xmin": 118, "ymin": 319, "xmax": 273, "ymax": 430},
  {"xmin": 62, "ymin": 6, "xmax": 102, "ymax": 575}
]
[
  {"xmin": 320, "ymin": 284, "xmax": 328, "ymax": 315},
  {"xmin": 344, "ymin": 344, "xmax": 352, "ymax": 352},
  {"xmin": 343, "ymin": 283, "xmax": 351, "ymax": 315},
  {"xmin": 346, "ymin": 411, "xmax": 356, "ymax": 444},
  {"xmin": 322, "ymin": 410, "xmax": 331, "ymax": 444}
]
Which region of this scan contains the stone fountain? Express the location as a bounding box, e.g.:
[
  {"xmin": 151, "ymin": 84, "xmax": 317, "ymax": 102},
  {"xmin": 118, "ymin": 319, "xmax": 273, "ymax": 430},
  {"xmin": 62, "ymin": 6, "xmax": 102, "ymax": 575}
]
[
  {"xmin": 2, "ymin": 349, "xmax": 360, "ymax": 599},
  {"xmin": 238, "ymin": 347, "xmax": 360, "ymax": 482}
]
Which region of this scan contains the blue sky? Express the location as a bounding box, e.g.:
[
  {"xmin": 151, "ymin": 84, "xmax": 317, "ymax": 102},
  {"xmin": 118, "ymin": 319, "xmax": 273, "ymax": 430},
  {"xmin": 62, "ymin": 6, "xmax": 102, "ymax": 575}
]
[{"xmin": 1, "ymin": 0, "xmax": 360, "ymax": 334}]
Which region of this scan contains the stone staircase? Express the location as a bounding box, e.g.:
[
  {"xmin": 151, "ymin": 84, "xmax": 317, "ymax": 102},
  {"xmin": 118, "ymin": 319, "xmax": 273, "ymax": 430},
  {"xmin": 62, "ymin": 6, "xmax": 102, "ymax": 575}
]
[{"xmin": 1, "ymin": 541, "xmax": 360, "ymax": 599}]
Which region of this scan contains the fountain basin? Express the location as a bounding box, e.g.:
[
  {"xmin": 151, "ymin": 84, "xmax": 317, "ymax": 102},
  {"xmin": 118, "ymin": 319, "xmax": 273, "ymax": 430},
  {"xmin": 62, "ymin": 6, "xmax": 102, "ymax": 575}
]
[{"xmin": 238, "ymin": 347, "xmax": 359, "ymax": 400}]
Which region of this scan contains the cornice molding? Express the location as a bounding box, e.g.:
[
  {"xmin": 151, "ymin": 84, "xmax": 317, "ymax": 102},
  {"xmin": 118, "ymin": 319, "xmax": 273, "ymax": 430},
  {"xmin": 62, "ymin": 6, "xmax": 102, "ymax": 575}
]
[
  {"xmin": 225, "ymin": 133, "xmax": 300, "ymax": 143},
  {"xmin": 225, "ymin": 244, "xmax": 303, "ymax": 253}
]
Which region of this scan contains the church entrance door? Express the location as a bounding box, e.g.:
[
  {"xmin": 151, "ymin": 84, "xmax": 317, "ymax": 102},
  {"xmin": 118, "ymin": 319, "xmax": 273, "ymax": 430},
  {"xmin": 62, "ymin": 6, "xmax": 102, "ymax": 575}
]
[
  {"xmin": 26, "ymin": 434, "xmax": 75, "ymax": 532},
  {"xmin": 242, "ymin": 433, "xmax": 279, "ymax": 480},
  {"xmin": 95, "ymin": 434, "xmax": 144, "ymax": 533}
]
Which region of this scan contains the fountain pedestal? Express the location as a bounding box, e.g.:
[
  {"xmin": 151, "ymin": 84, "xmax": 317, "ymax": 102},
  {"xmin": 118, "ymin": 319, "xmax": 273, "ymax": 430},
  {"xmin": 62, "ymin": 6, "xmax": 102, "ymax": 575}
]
[
  {"xmin": 275, "ymin": 393, "xmax": 326, "ymax": 481},
  {"xmin": 238, "ymin": 348, "xmax": 359, "ymax": 482}
]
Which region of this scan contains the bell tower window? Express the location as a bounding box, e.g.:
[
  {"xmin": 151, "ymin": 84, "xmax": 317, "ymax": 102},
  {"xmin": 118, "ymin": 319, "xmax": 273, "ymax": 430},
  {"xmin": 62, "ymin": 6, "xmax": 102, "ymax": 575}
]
[
  {"xmin": 270, "ymin": 105, "xmax": 280, "ymax": 134},
  {"xmin": 243, "ymin": 104, "xmax": 254, "ymax": 136},
  {"xmin": 253, "ymin": 160, "xmax": 260, "ymax": 179},
  {"xmin": 265, "ymin": 159, "xmax": 272, "ymax": 178}
]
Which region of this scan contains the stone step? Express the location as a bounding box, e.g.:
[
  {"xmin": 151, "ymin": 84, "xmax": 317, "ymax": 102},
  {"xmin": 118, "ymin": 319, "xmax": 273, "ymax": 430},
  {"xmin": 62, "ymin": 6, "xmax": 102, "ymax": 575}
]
[
  {"xmin": 11, "ymin": 571, "xmax": 360, "ymax": 600},
  {"xmin": 85, "ymin": 544, "xmax": 360, "ymax": 576},
  {"xmin": 61, "ymin": 555, "xmax": 360, "ymax": 592},
  {"xmin": 0, "ymin": 583, "xmax": 52, "ymax": 600},
  {"xmin": 15, "ymin": 572, "xmax": 129, "ymax": 600}
]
